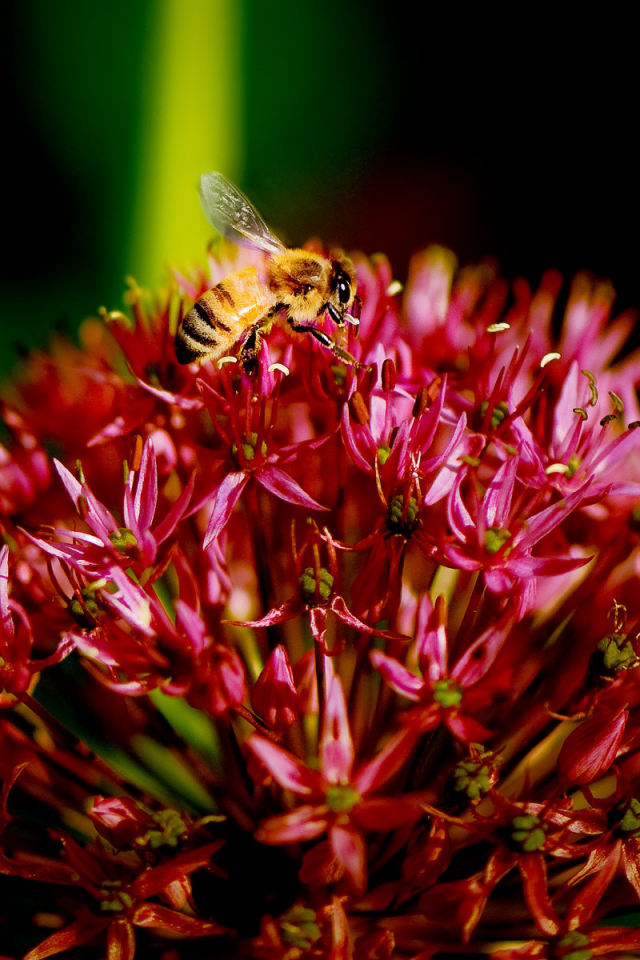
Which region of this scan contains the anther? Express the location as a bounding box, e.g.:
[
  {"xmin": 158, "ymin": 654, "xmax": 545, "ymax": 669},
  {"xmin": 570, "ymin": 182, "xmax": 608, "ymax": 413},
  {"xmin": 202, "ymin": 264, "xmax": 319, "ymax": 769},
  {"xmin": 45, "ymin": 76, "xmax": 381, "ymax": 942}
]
[
  {"xmin": 382, "ymin": 359, "xmax": 396, "ymax": 392},
  {"xmin": 609, "ymin": 391, "xmax": 624, "ymax": 412},
  {"xmin": 131, "ymin": 435, "xmax": 143, "ymax": 473},
  {"xmin": 540, "ymin": 352, "xmax": 561, "ymax": 368},
  {"xmin": 487, "ymin": 322, "xmax": 510, "ymax": 333},
  {"xmin": 268, "ymin": 362, "xmax": 290, "ymax": 376},
  {"xmin": 349, "ymin": 391, "xmax": 370, "ymax": 425},
  {"xmin": 581, "ymin": 370, "xmax": 598, "ymax": 406},
  {"xmin": 412, "ymin": 387, "xmax": 429, "ymax": 418}
]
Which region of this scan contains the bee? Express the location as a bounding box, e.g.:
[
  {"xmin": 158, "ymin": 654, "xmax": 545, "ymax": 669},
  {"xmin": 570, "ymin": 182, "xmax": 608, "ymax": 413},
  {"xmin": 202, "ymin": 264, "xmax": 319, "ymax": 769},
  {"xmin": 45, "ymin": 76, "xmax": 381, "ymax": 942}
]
[{"xmin": 175, "ymin": 172, "xmax": 361, "ymax": 373}]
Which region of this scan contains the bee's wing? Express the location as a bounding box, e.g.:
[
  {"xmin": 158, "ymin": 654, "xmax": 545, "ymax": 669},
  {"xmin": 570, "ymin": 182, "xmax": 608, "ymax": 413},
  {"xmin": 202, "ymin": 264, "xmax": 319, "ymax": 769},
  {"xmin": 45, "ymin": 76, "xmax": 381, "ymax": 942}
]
[{"xmin": 198, "ymin": 171, "xmax": 286, "ymax": 256}]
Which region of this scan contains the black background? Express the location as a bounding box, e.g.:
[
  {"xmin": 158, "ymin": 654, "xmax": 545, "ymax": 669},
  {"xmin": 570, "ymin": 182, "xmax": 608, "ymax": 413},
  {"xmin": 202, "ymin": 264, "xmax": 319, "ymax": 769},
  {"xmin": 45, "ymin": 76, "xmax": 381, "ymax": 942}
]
[{"xmin": 2, "ymin": 4, "xmax": 638, "ymax": 375}]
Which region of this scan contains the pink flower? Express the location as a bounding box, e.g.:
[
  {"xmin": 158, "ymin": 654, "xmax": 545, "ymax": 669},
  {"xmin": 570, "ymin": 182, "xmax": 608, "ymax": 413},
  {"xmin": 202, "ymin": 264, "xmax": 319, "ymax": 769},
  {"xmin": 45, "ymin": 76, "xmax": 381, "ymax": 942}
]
[
  {"xmin": 195, "ymin": 366, "xmax": 332, "ymax": 546},
  {"xmin": 247, "ymin": 663, "xmax": 420, "ymax": 893}
]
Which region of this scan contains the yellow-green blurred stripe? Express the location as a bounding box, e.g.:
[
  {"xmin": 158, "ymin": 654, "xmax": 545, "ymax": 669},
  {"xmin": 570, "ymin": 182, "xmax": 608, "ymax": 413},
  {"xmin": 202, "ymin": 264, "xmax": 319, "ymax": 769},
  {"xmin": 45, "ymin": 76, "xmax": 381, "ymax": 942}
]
[{"xmin": 129, "ymin": 0, "xmax": 242, "ymax": 290}]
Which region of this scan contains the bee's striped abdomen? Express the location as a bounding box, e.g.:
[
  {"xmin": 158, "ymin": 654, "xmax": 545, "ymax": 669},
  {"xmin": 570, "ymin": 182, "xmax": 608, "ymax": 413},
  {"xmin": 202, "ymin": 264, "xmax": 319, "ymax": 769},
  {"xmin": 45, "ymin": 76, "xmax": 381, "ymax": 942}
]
[{"xmin": 174, "ymin": 266, "xmax": 276, "ymax": 365}]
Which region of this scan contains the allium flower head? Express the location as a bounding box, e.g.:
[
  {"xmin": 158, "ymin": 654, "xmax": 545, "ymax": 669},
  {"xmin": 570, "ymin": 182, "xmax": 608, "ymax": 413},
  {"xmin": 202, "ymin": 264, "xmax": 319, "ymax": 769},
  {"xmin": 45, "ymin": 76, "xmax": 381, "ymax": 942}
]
[{"xmin": 2, "ymin": 231, "xmax": 640, "ymax": 959}]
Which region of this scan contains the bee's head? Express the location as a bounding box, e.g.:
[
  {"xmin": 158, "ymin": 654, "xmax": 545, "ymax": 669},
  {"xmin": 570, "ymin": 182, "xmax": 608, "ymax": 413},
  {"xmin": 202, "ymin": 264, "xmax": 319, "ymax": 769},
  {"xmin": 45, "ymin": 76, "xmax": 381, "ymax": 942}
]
[{"xmin": 327, "ymin": 256, "xmax": 358, "ymax": 326}]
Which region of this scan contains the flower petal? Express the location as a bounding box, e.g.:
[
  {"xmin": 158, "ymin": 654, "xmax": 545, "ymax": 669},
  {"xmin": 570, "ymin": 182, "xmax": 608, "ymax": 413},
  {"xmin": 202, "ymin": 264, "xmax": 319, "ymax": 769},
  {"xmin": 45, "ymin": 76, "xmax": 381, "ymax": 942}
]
[{"xmin": 203, "ymin": 471, "xmax": 249, "ymax": 547}]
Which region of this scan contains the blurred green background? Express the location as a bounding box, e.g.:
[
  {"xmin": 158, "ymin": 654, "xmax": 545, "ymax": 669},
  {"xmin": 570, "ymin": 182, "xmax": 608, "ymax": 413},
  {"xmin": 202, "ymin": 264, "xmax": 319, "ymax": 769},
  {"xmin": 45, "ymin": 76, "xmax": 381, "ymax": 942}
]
[{"xmin": 2, "ymin": 2, "xmax": 639, "ymax": 378}]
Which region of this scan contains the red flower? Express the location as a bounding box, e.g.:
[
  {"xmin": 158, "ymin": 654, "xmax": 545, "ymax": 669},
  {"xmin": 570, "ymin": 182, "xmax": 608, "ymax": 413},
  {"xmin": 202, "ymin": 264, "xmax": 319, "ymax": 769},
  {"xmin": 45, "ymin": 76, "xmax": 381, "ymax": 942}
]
[
  {"xmin": 247, "ymin": 662, "xmax": 420, "ymax": 892},
  {"xmin": 371, "ymin": 593, "xmax": 507, "ymax": 743},
  {"xmin": 0, "ymin": 546, "xmax": 73, "ymax": 705}
]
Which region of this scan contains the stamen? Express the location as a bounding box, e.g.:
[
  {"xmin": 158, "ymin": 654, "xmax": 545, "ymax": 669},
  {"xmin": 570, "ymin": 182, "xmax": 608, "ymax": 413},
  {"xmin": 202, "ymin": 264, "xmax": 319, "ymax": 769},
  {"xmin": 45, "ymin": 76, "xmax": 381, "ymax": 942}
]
[
  {"xmin": 540, "ymin": 352, "xmax": 561, "ymax": 368},
  {"xmin": 131, "ymin": 435, "xmax": 143, "ymax": 472},
  {"xmin": 386, "ymin": 280, "xmax": 403, "ymax": 296},
  {"xmin": 382, "ymin": 359, "xmax": 396, "ymax": 392},
  {"xmin": 349, "ymin": 391, "xmax": 370, "ymax": 425},
  {"xmin": 217, "ymin": 355, "xmax": 238, "ymax": 367},
  {"xmin": 412, "ymin": 387, "xmax": 429, "ymax": 418},
  {"xmin": 581, "ymin": 369, "xmax": 598, "ymax": 406},
  {"xmin": 268, "ymin": 362, "xmax": 290, "ymax": 376},
  {"xmin": 487, "ymin": 322, "xmax": 510, "ymax": 333},
  {"xmin": 609, "ymin": 391, "xmax": 624, "ymax": 412}
]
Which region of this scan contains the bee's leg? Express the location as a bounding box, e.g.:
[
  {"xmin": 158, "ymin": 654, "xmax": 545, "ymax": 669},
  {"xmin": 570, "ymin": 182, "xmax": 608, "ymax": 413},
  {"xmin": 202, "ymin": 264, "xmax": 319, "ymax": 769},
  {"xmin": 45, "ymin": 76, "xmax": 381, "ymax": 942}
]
[
  {"xmin": 289, "ymin": 320, "xmax": 361, "ymax": 368},
  {"xmin": 239, "ymin": 325, "xmax": 263, "ymax": 377}
]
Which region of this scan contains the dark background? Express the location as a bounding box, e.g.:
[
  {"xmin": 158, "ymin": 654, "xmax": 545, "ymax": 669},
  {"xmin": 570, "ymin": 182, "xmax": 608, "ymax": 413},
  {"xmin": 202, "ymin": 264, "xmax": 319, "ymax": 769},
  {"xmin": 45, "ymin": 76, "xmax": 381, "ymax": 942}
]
[{"xmin": 2, "ymin": 3, "xmax": 638, "ymax": 378}]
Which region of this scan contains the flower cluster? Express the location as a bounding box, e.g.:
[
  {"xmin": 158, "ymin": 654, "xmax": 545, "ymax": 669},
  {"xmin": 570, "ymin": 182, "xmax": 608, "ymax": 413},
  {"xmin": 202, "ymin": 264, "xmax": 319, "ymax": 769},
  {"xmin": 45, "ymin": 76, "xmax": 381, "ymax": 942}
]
[{"xmin": 2, "ymin": 241, "xmax": 640, "ymax": 959}]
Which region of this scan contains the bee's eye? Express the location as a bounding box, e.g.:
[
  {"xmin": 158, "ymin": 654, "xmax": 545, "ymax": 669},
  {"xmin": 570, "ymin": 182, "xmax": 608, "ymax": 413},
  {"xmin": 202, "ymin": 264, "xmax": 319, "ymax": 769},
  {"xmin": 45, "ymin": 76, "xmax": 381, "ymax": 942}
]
[{"xmin": 336, "ymin": 278, "xmax": 351, "ymax": 305}]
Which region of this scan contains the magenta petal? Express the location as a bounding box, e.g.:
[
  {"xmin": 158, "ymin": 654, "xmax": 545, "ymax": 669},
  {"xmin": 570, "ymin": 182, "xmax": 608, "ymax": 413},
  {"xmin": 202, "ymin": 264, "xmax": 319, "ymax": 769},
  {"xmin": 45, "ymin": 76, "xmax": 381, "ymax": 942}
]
[
  {"xmin": 23, "ymin": 915, "xmax": 109, "ymax": 960},
  {"xmin": 453, "ymin": 620, "xmax": 509, "ymax": 685},
  {"xmin": 54, "ymin": 459, "xmax": 117, "ymax": 542},
  {"xmin": 247, "ymin": 734, "xmax": 319, "ymax": 796},
  {"xmin": 483, "ymin": 455, "xmax": 517, "ymax": 529},
  {"xmin": 0, "ymin": 545, "xmax": 13, "ymax": 640},
  {"xmin": 251, "ymin": 644, "xmax": 298, "ymax": 730},
  {"xmin": 257, "ymin": 464, "xmax": 329, "ymax": 511},
  {"xmin": 370, "ymin": 650, "xmax": 424, "ymax": 700},
  {"xmin": 353, "ymin": 728, "xmax": 417, "ymax": 795},
  {"xmin": 446, "ymin": 712, "xmax": 494, "ymax": 743},
  {"xmin": 330, "ymin": 595, "xmax": 407, "ymax": 641},
  {"xmin": 256, "ymin": 806, "xmax": 328, "ymax": 844},
  {"xmin": 557, "ymin": 707, "xmax": 628, "ymax": 785},
  {"xmin": 330, "ymin": 822, "xmax": 367, "ymax": 892},
  {"xmin": 152, "ymin": 470, "xmax": 195, "ymax": 545},
  {"xmin": 131, "ymin": 901, "xmax": 227, "ymax": 935},
  {"xmin": 320, "ymin": 675, "xmax": 355, "ymax": 784},
  {"xmin": 512, "ymin": 484, "xmax": 594, "ymax": 551},
  {"xmin": 519, "ymin": 854, "xmax": 560, "ymax": 938},
  {"xmin": 133, "ymin": 438, "xmax": 158, "ymax": 531},
  {"xmin": 135, "ymin": 376, "xmax": 204, "ymax": 410},
  {"xmin": 227, "ymin": 596, "xmax": 302, "ymax": 628},
  {"xmin": 416, "ymin": 595, "xmax": 448, "ymax": 682},
  {"xmin": 203, "ymin": 471, "xmax": 249, "ymax": 547},
  {"xmin": 122, "ymin": 481, "xmax": 143, "ymax": 545}
]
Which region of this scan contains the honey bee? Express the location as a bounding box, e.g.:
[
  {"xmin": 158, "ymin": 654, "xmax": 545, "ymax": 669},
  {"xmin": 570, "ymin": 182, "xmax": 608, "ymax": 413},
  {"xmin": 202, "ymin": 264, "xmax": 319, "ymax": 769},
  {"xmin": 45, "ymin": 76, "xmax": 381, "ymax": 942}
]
[{"xmin": 175, "ymin": 172, "xmax": 361, "ymax": 373}]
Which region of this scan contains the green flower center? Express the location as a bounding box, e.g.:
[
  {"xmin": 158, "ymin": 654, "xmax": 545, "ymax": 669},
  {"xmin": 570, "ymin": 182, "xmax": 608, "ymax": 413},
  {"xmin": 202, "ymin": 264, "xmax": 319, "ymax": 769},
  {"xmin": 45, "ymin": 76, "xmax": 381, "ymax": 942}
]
[
  {"xmin": 378, "ymin": 443, "xmax": 391, "ymax": 465},
  {"xmin": 509, "ymin": 813, "xmax": 547, "ymax": 852},
  {"xmin": 100, "ymin": 882, "xmax": 134, "ymax": 913},
  {"xmin": 232, "ymin": 431, "xmax": 268, "ymax": 462},
  {"xmin": 387, "ymin": 495, "xmax": 419, "ymax": 536},
  {"xmin": 555, "ymin": 930, "xmax": 592, "ymax": 960},
  {"xmin": 68, "ymin": 589, "xmax": 103, "ymax": 628},
  {"xmin": 134, "ymin": 809, "xmax": 187, "ymax": 849},
  {"xmin": 109, "ymin": 527, "xmax": 138, "ymax": 554},
  {"xmin": 565, "ymin": 453, "xmax": 581, "ymax": 479},
  {"xmin": 484, "ymin": 526, "xmax": 511, "ymax": 555},
  {"xmin": 280, "ymin": 906, "xmax": 321, "ymax": 949},
  {"xmin": 612, "ymin": 798, "xmax": 640, "ymax": 837},
  {"xmin": 433, "ymin": 678, "xmax": 463, "ymax": 708},
  {"xmin": 325, "ymin": 784, "xmax": 361, "ymax": 813},
  {"xmin": 299, "ymin": 567, "xmax": 334, "ymax": 604},
  {"xmin": 479, "ymin": 399, "xmax": 509, "ymax": 430},
  {"xmin": 594, "ymin": 632, "xmax": 637, "ymax": 675},
  {"xmin": 451, "ymin": 758, "xmax": 492, "ymax": 801}
]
